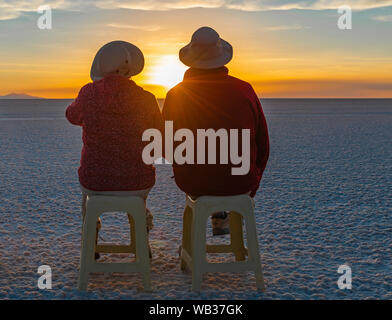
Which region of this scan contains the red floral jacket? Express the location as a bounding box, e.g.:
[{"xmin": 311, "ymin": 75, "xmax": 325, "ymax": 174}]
[{"xmin": 66, "ymin": 75, "xmax": 163, "ymax": 191}]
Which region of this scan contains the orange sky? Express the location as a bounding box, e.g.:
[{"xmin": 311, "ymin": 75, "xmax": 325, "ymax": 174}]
[{"xmin": 0, "ymin": 3, "xmax": 391, "ymax": 98}]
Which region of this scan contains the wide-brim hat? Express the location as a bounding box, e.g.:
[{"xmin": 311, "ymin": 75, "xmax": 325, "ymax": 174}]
[
  {"xmin": 179, "ymin": 27, "xmax": 233, "ymax": 69},
  {"xmin": 90, "ymin": 40, "xmax": 144, "ymax": 81}
]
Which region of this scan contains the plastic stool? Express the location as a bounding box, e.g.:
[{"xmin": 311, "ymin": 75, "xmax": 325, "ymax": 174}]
[
  {"xmin": 180, "ymin": 194, "xmax": 265, "ymax": 292},
  {"xmin": 78, "ymin": 195, "xmax": 151, "ymax": 291}
]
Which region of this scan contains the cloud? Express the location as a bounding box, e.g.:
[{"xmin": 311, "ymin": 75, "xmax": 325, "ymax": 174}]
[
  {"xmin": 264, "ymin": 24, "xmax": 307, "ymax": 31},
  {"xmin": 106, "ymin": 23, "xmax": 162, "ymax": 31},
  {"xmin": 372, "ymin": 15, "xmax": 392, "ymax": 22},
  {"xmin": 95, "ymin": 0, "xmax": 225, "ymax": 10},
  {"xmin": 94, "ymin": 0, "xmax": 392, "ymax": 11},
  {"xmin": 303, "ymin": 0, "xmax": 392, "ymax": 11},
  {"xmin": 0, "ymin": 0, "xmax": 79, "ymax": 20},
  {"xmin": 1, "ymin": 0, "xmax": 392, "ymax": 20}
]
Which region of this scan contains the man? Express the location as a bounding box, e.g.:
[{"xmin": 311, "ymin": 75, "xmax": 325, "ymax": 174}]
[{"xmin": 163, "ymin": 27, "xmax": 269, "ymax": 235}]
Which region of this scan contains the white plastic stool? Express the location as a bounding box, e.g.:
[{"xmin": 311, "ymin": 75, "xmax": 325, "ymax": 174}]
[
  {"xmin": 78, "ymin": 195, "xmax": 151, "ymax": 291},
  {"xmin": 180, "ymin": 194, "xmax": 265, "ymax": 292}
]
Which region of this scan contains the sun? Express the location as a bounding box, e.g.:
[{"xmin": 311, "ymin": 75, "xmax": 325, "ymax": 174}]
[{"xmin": 147, "ymin": 55, "xmax": 188, "ymax": 90}]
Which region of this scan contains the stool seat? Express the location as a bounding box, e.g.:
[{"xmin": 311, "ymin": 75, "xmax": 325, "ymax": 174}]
[
  {"xmin": 78, "ymin": 195, "xmax": 151, "ymax": 291},
  {"xmin": 180, "ymin": 194, "xmax": 265, "ymax": 292}
]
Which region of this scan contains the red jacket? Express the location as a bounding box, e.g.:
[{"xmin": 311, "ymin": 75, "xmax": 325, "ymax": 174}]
[
  {"xmin": 66, "ymin": 75, "xmax": 163, "ymax": 191},
  {"xmin": 162, "ymin": 67, "xmax": 269, "ymax": 197}
]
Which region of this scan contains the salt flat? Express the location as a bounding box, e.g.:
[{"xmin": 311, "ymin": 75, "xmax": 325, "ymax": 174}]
[{"xmin": 0, "ymin": 99, "xmax": 391, "ymax": 299}]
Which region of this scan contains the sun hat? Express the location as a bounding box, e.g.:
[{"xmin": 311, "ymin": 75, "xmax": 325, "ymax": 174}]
[
  {"xmin": 90, "ymin": 40, "xmax": 144, "ymax": 81},
  {"xmin": 179, "ymin": 27, "xmax": 233, "ymax": 69}
]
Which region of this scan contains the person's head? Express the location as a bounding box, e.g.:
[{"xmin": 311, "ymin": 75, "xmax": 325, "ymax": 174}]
[
  {"xmin": 179, "ymin": 26, "xmax": 233, "ymax": 69},
  {"xmin": 90, "ymin": 40, "xmax": 144, "ymax": 81}
]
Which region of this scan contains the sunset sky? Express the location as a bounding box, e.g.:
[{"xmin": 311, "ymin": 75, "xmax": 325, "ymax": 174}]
[{"xmin": 0, "ymin": 0, "xmax": 391, "ymax": 98}]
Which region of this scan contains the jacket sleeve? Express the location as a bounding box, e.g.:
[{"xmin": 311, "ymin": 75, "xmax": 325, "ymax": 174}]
[
  {"xmin": 144, "ymin": 94, "xmax": 165, "ymax": 163},
  {"xmin": 250, "ymin": 91, "xmax": 270, "ymax": 197},
  {"xmin": 162, "ymin": 89, "xmax": 174, "ymax": 122},
  {"xmin": 151, "ymin": 95, "xmax": 164, "ymax": 133},
  {"xmin": 161, "ymin": 90, "xmax": 176, "ymax": 161},
  {"xmin": 65, "ymin": 84, "xmax": 90, "ymax": 126}
]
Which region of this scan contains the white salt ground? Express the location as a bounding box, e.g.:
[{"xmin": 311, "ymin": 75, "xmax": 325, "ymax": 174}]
[{"xmin": 0, "ymin": 99, "xmax": 391, "ymax": 299}]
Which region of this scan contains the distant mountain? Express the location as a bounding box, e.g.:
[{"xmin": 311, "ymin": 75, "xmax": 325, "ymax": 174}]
[{"xmin": 0, "ymin": 93, "xmax": 45, "ymax": 99}]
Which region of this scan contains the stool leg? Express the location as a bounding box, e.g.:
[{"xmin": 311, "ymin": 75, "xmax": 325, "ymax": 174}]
[
  {"xmin": 79, "ymin": 194, "xmax": 87, "ymax": 249},
  {"xmin": 78, "ymin": 213, "xmax": 97, "ymax": 291},
  {"xmin": 191, "ymin": 211, "xmax": 206, "ymax": 292},
  {"xmin": 133, "ymin": 213, "xmax": 152, "ymax": 291},
  {"xmin": 181, "ymin": 206, "xmax": 193, "ymax": 271},
  {"xmin": 81, "ymin": 194, "xmax": 87, "ymax": 222},
  {"xmin": 81, "ymin": 195, "xmax": 100, "ymax": 260},
  {"xmin": 244, "ymin": 214, "xmax": 265, "ymax": 291},
  {"xmin": 229, "ymin": 212, "xmax": 247, "ymax": 261},
  {"xmin": 127, "ymin": 214, "xmax": 136, "ymax": 256}
]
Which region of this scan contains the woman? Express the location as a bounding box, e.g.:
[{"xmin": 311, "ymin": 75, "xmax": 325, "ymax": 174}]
[{"xmin": 66, "ymin": 41, "xmax": 163, "ymax": 258}]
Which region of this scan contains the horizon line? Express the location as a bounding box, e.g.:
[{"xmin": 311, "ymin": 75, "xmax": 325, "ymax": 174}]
[{"xmin": 2, "ymin": 97, "xmax": 392, "ymax": 100}]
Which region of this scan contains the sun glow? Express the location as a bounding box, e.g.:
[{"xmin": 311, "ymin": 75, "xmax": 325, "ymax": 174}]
[{"xmin": 146, "ymin": 55, "xmax": 188, "ymax": 90}]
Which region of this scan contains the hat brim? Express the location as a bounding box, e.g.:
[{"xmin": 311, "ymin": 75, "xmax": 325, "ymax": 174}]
[
  {"xmin": 90, "ymin": 41, "xmax": 145, "ymax": 81},
  {"xmin": 179, "ymin": 39, "xmax": 233, "ymax": 69}
]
